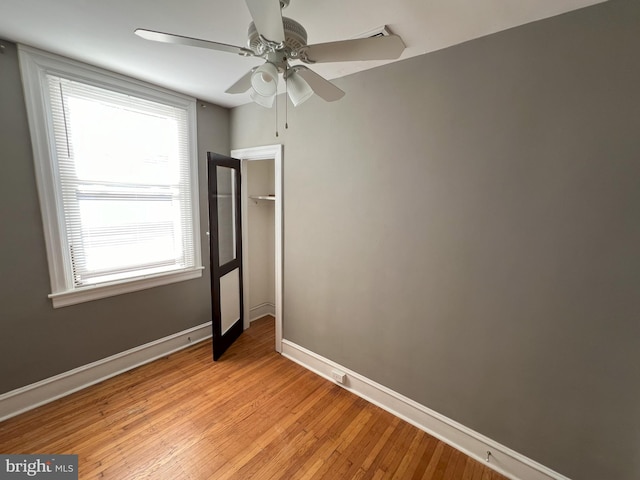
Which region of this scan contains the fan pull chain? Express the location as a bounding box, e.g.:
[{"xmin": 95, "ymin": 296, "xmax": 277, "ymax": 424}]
[
  {"xmin": 275, "ymin": 88, "xmax": 279, "ymax": 137},
  {"xmin": 285, "ymin": 67, "xmax": 289, "ymax": 130}
]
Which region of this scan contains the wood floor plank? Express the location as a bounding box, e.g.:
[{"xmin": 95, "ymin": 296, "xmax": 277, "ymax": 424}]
[
  {"xmin": 0, "ymin": 316, "xmax": 510, "ymax": 480},
  {"xmin": 394, "ymin": 429, "xmax": 428, "ymax": 479},
  {"xmin": 452, "ymin": 453, "xmax": 471, "ymax": 480},
  {"xmin": 442, "ymin": 448, "xmax": 464, "ymax": 480}
]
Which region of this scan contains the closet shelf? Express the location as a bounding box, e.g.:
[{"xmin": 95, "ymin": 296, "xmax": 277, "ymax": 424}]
[{"xmin": 249, "ymin": 195, "xmax": 276, "ymax": 202}]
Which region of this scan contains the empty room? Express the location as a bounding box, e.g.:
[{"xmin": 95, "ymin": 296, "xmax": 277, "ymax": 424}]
[{"xmin": 1, "ymin": 0, "xmax": 638, "ymax": 479}]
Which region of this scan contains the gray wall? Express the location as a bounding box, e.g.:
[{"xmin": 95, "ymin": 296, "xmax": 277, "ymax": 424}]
[
  {"xmin": 231, "ymin": 1, "xmax": 640, "ymax": 479},
  {"xmin": 0, "ymin": 40, "xmax": 229, "ymax": 394}
]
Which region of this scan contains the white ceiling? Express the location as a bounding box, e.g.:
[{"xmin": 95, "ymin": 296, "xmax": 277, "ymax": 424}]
[{"xmin": 0, "ymin": 0, "xmax": 605, "ymax": 108}]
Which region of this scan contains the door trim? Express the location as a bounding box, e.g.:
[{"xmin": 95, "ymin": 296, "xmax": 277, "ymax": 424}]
[{"xmin": 232, "ymin": 144, "xmax": 283, "ymax": 353}]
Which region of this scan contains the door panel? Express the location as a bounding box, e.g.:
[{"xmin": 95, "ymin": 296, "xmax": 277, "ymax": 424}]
[
  {"xmin": 216, "ymin": 165, "xmax": 237, "ymax": 266},
  {"xmin": 220, "ymin": 269, "xmax": 241, "ymax": 335},
  {"xmin": 208, "ymin": 152, "xmax": 244, "ymax": 361}
]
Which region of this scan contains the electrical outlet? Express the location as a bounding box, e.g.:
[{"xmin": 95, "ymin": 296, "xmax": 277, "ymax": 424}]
[{"xmin": 331, "ymin": 370, "xmax": 346, "ymax": 384}]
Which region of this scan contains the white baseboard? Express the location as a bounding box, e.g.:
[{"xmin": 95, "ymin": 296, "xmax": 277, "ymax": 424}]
[
  {"xmin": 250, "ymin": 302, "xmax": 275, "ymax": 322},
  {"xmin": 0, "ymin": 322, "xmax": 212, "ymax": 422},
  {"xmin": 281, "ymin": 340, "xmax": 570, "ymax": 480}
]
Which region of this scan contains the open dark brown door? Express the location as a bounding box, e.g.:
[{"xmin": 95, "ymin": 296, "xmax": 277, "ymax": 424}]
[{"xmin": 208, "ymin": 152, "xmax": 244, "ymax": 361}]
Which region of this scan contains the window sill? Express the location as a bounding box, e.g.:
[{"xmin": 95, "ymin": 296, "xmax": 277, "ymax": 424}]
[{"xmin": 48, "ymin": 267, "xmax": 204, "ymax": 308}]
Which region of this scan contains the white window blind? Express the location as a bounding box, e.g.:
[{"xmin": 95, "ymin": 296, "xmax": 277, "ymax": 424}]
[
  {"xmin": 47, "ymin": 75, "xmax": 195, "ymax": 286},
  {"xmin": 18, "ymin": 46, "xmax": 202, "ymax": 307}
]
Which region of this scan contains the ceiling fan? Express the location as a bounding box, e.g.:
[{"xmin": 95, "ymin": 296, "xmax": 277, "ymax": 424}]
[{"xmin": 135, "ymin": 0, "xmax": 405, "ymax": 108}]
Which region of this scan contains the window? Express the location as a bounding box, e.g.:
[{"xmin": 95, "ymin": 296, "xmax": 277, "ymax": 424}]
[{"xmin": 19, "ymin": 46, "xmax": 202, "ymax": 307}]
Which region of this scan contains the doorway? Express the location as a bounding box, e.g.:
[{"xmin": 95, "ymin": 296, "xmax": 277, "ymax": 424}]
[{"xmin": 231, "ymin": 145, "xmax": 283, "ymax": 352}]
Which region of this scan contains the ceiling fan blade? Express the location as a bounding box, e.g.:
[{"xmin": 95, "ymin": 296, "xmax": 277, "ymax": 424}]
[
  {"xmin": 135, "ymin": 29, "xmax": 254, "ymax": 56},
  {"xmin": 302, "ymin": 35, "xmax": 405, "ymax": 63},
  {"xmin": 293, "ymin": 66, "xmax": 345, "ymax": 102},
  {"xmin": 244, "ymin": 0, "xmax": 285, "ymax": 43},
  {"xmin": 225, "ymin": 68, "xmax": 256, "ymax": 94}
]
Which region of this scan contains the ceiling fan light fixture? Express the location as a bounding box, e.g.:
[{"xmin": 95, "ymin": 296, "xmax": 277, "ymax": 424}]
[
  {"xmin": 251, "ymin": 62, "xmax": 278, "ymax": 96},
  {"xmin": 135, "ymin": 0, "xmax": 407, "ymax": 108},
  {"xmin": 250, "ymin": 88, "xmax": 275, "ymax": 108},
  {"xmin": 287, "ymin": 70, "xmax": 314, "ymax": 106}
]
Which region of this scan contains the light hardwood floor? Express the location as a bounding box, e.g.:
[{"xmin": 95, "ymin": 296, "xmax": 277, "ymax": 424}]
[{"xmin": 0, "ymin": 316, "xmax": 508, "ymax": 479}]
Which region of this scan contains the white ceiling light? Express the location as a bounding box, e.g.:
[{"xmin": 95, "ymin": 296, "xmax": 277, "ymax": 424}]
[
  {"xmin": 250, "ymin": 89, "xmax": 275, "ymax": 108},
  {"xmin": 286, "ymin": 69, "xmax": 314, "ymax": 106},
  {"xmin": 251, "ymin": 62, "xmax": 278, "ymax": 97}
]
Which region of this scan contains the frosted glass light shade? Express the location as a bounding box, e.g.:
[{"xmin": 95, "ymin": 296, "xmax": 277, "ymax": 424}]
[
  {"xmin": 251, "ymin": 62, "xmax": 278, "ymax": 96},
  {"xmin": 287, "ymin": 71, "xmax": 314, "ymax": 106},
  {"xmin": 250, "ymin": 89, "xmax": 275, "ymax": 108}
]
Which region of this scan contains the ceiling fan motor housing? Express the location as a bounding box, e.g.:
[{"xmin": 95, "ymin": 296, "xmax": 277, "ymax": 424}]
[{"xmin": 248, "ymin": 17, "xmax": 307, "ymax": 57}]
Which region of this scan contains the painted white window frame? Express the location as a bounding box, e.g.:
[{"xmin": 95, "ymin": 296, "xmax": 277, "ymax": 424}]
[{"xmin": 18, "ymin": 45, "xmax": 202, "ymax": 308}]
